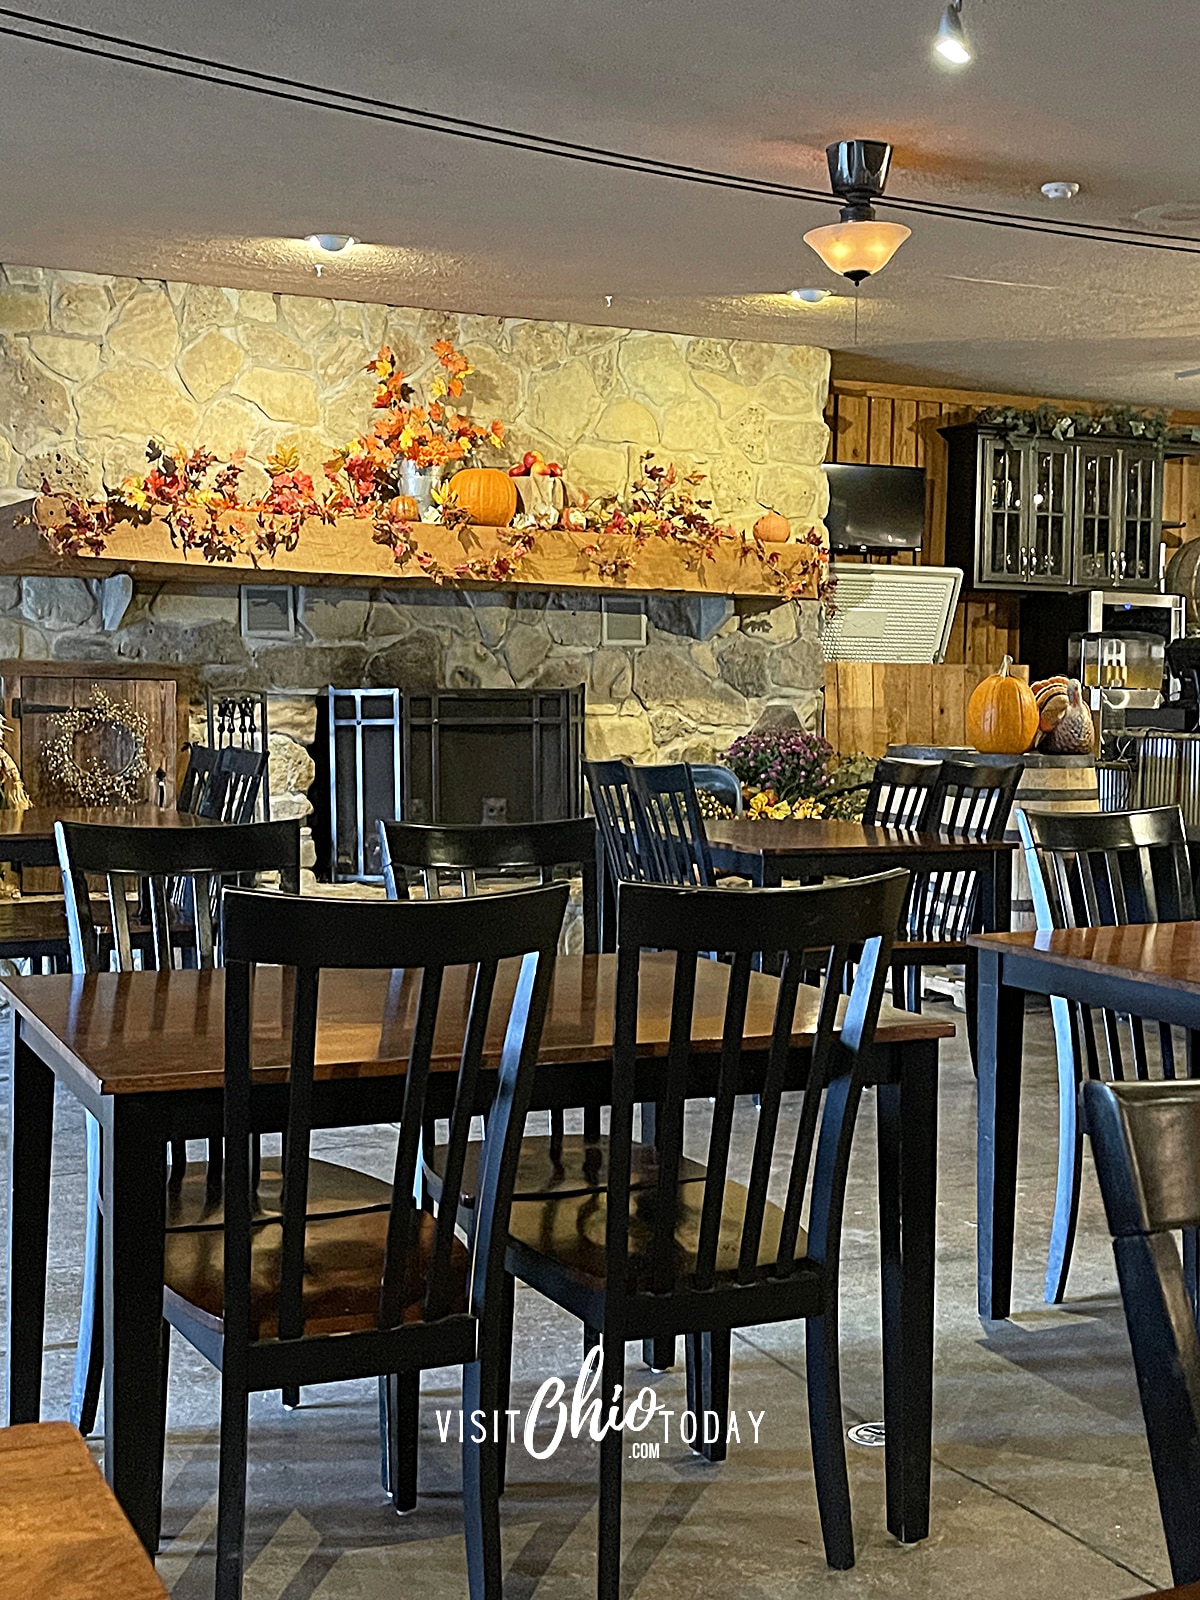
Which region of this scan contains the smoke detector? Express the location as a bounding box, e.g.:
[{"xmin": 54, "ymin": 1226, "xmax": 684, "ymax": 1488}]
[{"xmin": 1040, "ymin": 182, "xmax": 1080, "ymax": 202}]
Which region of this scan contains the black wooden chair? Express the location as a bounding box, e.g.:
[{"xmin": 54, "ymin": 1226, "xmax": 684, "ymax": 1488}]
[
  {"xmin": 889, "ymin": 758, "xmax": 1024, "ymax": 1031},
  {"xmin": 53, "ymin": 819, "xmax": 382, "ymax": 1438},
  {"xmin": 585, "ymin": 758, "xmax": 652, "ymax": 893},
  {"xmin": 688, "ymin": 762, "xmax": 744, "ymax": 816},
  {"xmin": 630, "ymin": 763, "xmax": 716, "ymax": 886},
  {"xmin": 1085, "ymin": 1077, "xmax": 1200, "ymax": 1586},
  {"xmin": 155, "ymin": 882, "xmax": 566, "ymax": 1600},
  {"xmin": 178, "ymin": 744, "xmax": 224, "ymax": 816},
  {"xmin": 1017, "ymin": 804, "xmax": 1197, "ymax": 1303},
  {"xmin": 497, "ymin": 868, "xmax": 911, "ymax": 1592},
  {"xmin": 211, "ymin": 746, "xmax": 269, "ymax": 824},
  {"xmin": 862, "ymin": 757, "xmax": 943, "ymax": 829}
]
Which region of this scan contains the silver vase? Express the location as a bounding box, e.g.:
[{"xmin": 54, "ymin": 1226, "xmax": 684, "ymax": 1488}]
[{"xmin": 400, "ymin": 459, "xmax": 442, "ymax": 521}]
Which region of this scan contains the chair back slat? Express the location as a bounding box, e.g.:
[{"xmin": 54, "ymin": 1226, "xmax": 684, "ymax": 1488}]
[
  {"xmin": 906, "ymin": 758, "xmax": 1023, "ymax": 944},
  {"xmin": 862, "ymin": 758, "xmax": 941, "ymax": 830},
  {"xmin": 220, "ymin": 883, "xmax": 567, "ymax": 1350},
  {"xmin": 630, "ymin": 764, "xmax": 714, "ymax": 887},
  {"xmin": 609, "ymin": 870, "xmax": 909, "ymax": 1312},
  {"xmin": 378, "ymin": 817, "xmax": 599, "ymax": 952}
]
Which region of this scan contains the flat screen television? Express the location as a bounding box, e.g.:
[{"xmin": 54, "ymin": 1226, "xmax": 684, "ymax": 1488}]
[{"xmin": 823, "ymin": 463, "xmax": 926, "ymax": 553}]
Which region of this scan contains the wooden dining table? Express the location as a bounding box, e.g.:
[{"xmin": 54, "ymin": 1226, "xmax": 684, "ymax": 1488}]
[
  {"xmin": 4, "ymin": 952, "xmax": 952, "ymax": 1560},
  {"xmin": 705, "ymin": 816, "xmax": 1015, "ymax": 934},
  {"xmin": 0, "ymin": 806, "xmax": 225, "ymax": 868},
  {"xmin": 969, "ymin": 920, "xmax": 1200, "ymax": 1321}
]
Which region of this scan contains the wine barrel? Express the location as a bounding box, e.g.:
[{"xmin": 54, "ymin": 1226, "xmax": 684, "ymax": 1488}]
[{"xmin": 887, "ymin": 745, "xmax": 1099, "ymax": 930}]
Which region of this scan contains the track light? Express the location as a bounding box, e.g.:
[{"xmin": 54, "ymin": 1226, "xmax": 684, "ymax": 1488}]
[
  {"xmin": 934, "ymin": 1, "xmax": 972, "ymax": 66},
  {"xmin": 803, "ymin": 141, "xmax": 912, "ymax": 285}
]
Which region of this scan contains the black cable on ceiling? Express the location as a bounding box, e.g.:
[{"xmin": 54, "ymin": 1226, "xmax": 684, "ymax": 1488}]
[{"xmin": 4, "ymin": 5, "xmax": 1200, "ymax": 260}]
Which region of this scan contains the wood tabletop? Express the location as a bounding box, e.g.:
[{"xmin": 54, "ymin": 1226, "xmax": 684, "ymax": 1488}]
[
  {"xmin": 0, "ymin": 806, "xmax": 221, "ymax": 841},
  {"xmin": 969, "ymin": 922, "xmax": 1200, "ymax": 994},
  {"xmin": 705, "ymin": 816, "xmax": 1015, "ymax": 857},
  {"xmin": 0, "ymin": 953, "xmax": 954, "ymax": 1098},
  {"xmin": 0, "ymin": 1422, "xmax": 168, "ymax": 1597}
]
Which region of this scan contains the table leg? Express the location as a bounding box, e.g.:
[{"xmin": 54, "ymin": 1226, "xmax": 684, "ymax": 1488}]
[
  {"xmin": 976, "ymin": 947, "xmax": 1025, "ymax": 1321},
  {"xmin": 876, "ymin": 1039, "xmax": 937, "ymax": 1545},
  {"xmin": 102, "ymin": 1097, "xmax": 167, "ymax": 1553},
  {"xmin": 6, "ymin": 1029, "xmax": 55, "ymax": 1423}
]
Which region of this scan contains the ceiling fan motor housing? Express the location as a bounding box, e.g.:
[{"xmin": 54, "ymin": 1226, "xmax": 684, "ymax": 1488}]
[{"xmin": 826, "ymin": 139, "xmax": 894, "ymax": 223}]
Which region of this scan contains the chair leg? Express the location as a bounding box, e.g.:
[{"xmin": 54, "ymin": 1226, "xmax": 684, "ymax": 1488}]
[
  {"xmin": 380, "ymin": 1372, "xmax": 420, "ymax": 1513},
  {"xmin": 214, "ymin": 1377, "xmax": 250, "ymax": 1600},
  {"xmin": 1045, "ymin": 998, "xmax": 1084, "ymax": 1305},
  {"xmin": 965, "ymin": 951, "xmax": 980, "ymax": 1078},
  {"xmin": 642, "ymin": 1336, "xmax": 676, "ymax": 1371},
  {"xmin": 597, "ymin": 1336, "xmax": 626, "ymax": 1600},
  {"xmin": 71, "ymin": 1115, "xmax": 104, "ymax": 1436},
  {"xmin": 805, "ymin": 1311, "xmax": 855, "ymax": 1570},
  {"xmin": 685, "ymin": 1329, "xmax": 731, "ymax": 1464},
  {"xmin": 463, "ymin": 1353, "xmax": 505, "ymax": 1600},
  {"xmin": 150, "ymin": 1320, "xmax": 171, "ymax": 1552}
]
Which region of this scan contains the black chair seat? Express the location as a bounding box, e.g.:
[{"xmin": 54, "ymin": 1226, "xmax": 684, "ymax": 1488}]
[
  {"xmin": 164, "ymin": 1195, "xmax": 472, "ymax": 1340},
  {"xmin": 425, "ymin": 1134, "xmax": 707, "ymax": 1207},
  {"xmin": 164, "ymin": 1156, "xmax": 393, "ymax": 1232},
  {"xmin": 507, "ymin": 1179, "xmax": 818, "ymax": 1303}
]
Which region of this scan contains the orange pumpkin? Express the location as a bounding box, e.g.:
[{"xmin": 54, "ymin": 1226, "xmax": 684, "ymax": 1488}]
[
  {"xmin": 385, "ymin": 495, "xmax": 421, "ymax": 522},
  {"xmin": 967, "ymin": 656, "xmax": 1039, "ymax": 754},
  {"xmin": 754, "ymin": 508, "xmax": 791, "ymax": 543},
  {"xmin": 446, "ymin": 467, "xmax": 518, "ymax": 527}
]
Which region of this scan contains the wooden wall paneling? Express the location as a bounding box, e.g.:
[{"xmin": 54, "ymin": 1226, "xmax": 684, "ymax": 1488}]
[
  {"xmin": 868, "ymin": 397, "xmax": 894, "ymax": 464},
  {"xmin": 835, "ymin": 394, "xmax": 869, "ymax": 462},
  {"xmin": 892, "ymin": 399, "xmax": 919, "ymax": 467},
  {"xmin": 905, "ymin": 662, "xmax": 934, "ymax": 746},
  {"xmin": 931, "ymin": 668, "xmax": 964, "ymax": 748}
]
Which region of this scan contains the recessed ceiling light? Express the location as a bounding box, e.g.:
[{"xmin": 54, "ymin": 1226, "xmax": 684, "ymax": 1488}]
[
  {"xmin": 934, "ymin": 1, "xmax": 972, "ymax": 65},
  {"xmin": 1040, "ymin": 182, "xmax": 1080, "ymax": 202},
  {"xmin": 790, "ymin": 288, "xmax": 832, "ymax": 303},
  {"xmin": 304, "ymin": 233, "xmax": 356, "ymax": 252}
]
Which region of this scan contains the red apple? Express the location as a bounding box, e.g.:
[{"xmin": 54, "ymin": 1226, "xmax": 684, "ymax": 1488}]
[
  {"xmin": 507, "ymin": 463, "xmax": 526, "ymax": 477},
  {"xmin": 522, "ymin": 451, "xmax": 543, "ymax": 471},
  {"xmin": 530, "ymin": 461, "xmax": 553, "ymax": 477},
  {"xmin": 546, "ymin": 462, "xmax": 563, "ymax": 477}
]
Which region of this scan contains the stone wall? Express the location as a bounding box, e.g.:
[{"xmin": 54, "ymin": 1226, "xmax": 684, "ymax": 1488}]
[{"xmin": 0, "ymin": 264, "xmax": 831, "ymax": 839}]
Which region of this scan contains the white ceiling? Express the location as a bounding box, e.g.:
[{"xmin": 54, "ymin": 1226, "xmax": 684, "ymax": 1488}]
[{"xmin": 2, "ymin": 1, "xmax": 1200, "ymax": 405}]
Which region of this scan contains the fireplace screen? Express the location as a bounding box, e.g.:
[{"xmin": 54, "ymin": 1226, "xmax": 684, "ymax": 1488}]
[{"xmin": 317, "ymin": 686, "xmax": 584, "ymax": 883}]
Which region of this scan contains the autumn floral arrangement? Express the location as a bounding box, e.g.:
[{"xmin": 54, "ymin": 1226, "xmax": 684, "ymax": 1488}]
[
  {"xmin": 580, "ymin": 455, "xmax": 831, "ymax": 607},
  {"xmin": 723, "ymin": 728, "xmax": 875, "ymax": 821},
  {"xmin": 32, "ymin": 342, "xmax": 830, "ymax": 601}
]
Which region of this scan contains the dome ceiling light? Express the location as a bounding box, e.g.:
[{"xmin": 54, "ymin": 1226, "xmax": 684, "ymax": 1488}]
[
  {"xmin": 803, "ymin": 140, "xmax": 912, "ymax": 286},
  {"xmin": 934, "ymin": 1, "xmax": 973, "ymax": 66},
  {"xmin": 304, "ymin": 232, "xmax": 356, "ymax": 252}
]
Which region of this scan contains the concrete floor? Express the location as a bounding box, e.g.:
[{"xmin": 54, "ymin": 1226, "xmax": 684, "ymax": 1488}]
[{"xmin": 0, "ymin": 1000, "xmax": 1171, "ymax": 1600}]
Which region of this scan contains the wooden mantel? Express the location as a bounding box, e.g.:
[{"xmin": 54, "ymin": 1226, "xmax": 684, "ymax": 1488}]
[{"xmin": 0, "ymin": 500, "xmax": 820, "ymax": 601}]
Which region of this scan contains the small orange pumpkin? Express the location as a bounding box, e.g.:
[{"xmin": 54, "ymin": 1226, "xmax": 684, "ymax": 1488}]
[
  {"xmin": 446, "ymin": 467, "xmax": 518, "ymax": 527},
  {"xmin": 753, "ymin": 508, "xmax": 791, "ymax": 543},
  {"xmin": 967, "ymin": 656, "xmax": 1039, "ymax": 754},
  {"xmin": 385, "ymin": 495, "xmax": 421, "ymax": 522}
]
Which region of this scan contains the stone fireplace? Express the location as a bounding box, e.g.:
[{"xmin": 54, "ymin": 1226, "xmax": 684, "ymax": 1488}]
[{"xmin": 0, "ymin": 263, "xmax": 832, "ymax": 864}]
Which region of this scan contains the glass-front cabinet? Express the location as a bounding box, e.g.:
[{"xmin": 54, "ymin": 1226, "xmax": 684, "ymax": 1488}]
[
  {"xmin": 1073, "ymin": 442, "xmax": 1119, "ymax": 587},
  {"xmin": 1027, "ymin": 440, "xmax": 1073, "ymax": 584},
  {"xmin": 1119, "ymin": 446, "xmax": 1162, "ymax": 588},
  {"xmin": 944, "ymin": 424, "xmax": 1163, "ymax": 592},
  {"xmin": 978, "ymin": 433, "xmax": 1025, "ymax": 584}
]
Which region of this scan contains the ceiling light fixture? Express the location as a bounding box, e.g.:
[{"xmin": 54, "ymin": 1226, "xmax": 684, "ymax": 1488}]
[
  {"xmin": 304, "ymin": 232, "xmax": 356, "ymax": 252},
  {"xmin": 1040, "ymin": 181, "xmax": 1080, "ymax": 202},
  {"xmin": 803, "ymin": 140, "xmax": 912, "ymax": 285},
  {"xmin": 789, "ymin": 288, "xmax": 832, "ymax": 303},
  {"xmin": 934, "ymin": 0, "xmax": 973, "ymax": 65}
]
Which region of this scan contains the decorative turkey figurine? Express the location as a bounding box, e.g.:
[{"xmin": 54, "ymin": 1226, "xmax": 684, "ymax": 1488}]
[{"xmin": 1034, "ymin": 677, "xmax": 1095, "ymax": 754}]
